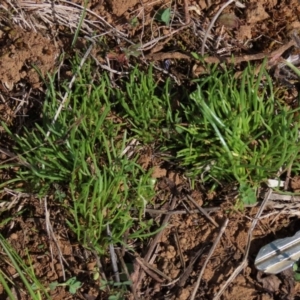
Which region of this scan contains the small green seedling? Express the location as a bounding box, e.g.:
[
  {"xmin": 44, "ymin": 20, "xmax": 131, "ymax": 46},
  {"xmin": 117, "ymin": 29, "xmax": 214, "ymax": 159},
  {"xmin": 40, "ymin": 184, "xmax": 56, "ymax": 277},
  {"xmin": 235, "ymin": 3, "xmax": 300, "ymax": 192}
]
[
  {"xmin": 155, "ymin": 8, "xmax": 171, "ymax": 26},
  {"xmin": 100, "ymin": 279, "xmax": 132, "ymax": 291},
  {"xmin": 239, "ymin": 183, "xmax": 257, "ymax": 205},
  {"xmin": 108, "ymin": 294, "xmax": 125, "ymax": 300},
  {"xmin": 129, "ymin": 16, "xmax": 139, "ymax": 28},
  {"xmin": 124, "ymin": 43, "xmax": 142, "ymax": 58},
  {"xmin": 100, "ymin": 279, "xmax": 132, "ymax": 300},
  {"xmin": 293, "ymin": 260, "xmax": 300, "ymax": 281},
  {"xmin": 49, "ymin": 277, "xmax": 82, "ymax": 294}
]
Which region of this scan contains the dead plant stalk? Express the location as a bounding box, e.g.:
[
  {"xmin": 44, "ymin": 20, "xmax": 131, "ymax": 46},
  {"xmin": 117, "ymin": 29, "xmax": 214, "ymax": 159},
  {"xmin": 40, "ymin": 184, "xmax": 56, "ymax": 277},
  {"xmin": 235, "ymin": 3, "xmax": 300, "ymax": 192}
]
[
  {"xmin": 201, "ymin": 0, "xmax": 236, "ymax": 56},
  {"xmin": 190, "ymin": 218, "xmax": 229, "ymax": 300},
  {"xmin": 213, "ymin": 189, "xmax": 273, "ymax": 299}
]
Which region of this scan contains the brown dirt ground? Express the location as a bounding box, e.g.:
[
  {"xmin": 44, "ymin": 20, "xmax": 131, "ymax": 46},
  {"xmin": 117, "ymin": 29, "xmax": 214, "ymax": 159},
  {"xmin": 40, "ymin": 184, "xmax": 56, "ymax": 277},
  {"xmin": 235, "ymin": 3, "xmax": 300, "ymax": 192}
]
[{"xmin": 1, "ymin": 0, "xmax": 300, "ymax": 299}]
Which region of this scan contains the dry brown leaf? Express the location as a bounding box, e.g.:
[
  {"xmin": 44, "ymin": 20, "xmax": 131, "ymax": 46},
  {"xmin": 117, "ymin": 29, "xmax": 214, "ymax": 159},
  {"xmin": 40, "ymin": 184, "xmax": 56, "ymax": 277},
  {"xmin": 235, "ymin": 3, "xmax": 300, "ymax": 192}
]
[
  {"xmin": 257, "ymin": 271, "xmax": 281, "ymax": 292},
  {"xmin": 246, "ymin": 3, "xmax": 269, "ymax": 24}
]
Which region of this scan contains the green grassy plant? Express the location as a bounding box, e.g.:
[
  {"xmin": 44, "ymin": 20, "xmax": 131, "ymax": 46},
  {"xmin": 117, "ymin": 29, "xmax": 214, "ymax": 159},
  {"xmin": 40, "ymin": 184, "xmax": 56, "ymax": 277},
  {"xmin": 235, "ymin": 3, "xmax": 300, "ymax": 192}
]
[
  {"xmin": 71, "ymin": 0, "xmax": 88, "ymax": 47},
  {"xmin": 2, "ymin": 54, "xmax": 300, "ymax": 299},
  {"xmin": 0, "ymin": 235, "xmax": 50, "ymax": 299},
  {"xmin": 284, "ymin": 59, "xmax": 300, "ymax": 78},
  {"xmin": 115, "ymin": 66, "xmax": 173, "ymax": 142},
  {"xmin": 167, "ymin": 61, "xmax": 300, "ymax": 203},
  {"xmin": 1, "ymin": 58, "xmax": 157, "ymax": 254},
  {"xmin": 0, "ymin": 58, "xmax": 177, "ymax": 296}
]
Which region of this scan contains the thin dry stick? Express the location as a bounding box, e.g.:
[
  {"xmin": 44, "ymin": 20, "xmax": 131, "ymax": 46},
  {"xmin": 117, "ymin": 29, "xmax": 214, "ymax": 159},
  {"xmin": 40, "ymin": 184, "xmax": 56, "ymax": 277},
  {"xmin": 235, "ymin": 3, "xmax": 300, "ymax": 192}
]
[
  {"xmin": 181, "ymin": 198, "xmax": 192, "ymax": 213},
  {"xmin": 90, "ymin": 248, "xmax": 110, "ymax": 292},
  {"xmin": 145, "ymin": 51, "xmax": 191, "ymax": 60},
  {"xmin": 284, "ymin": 165, "xmax": 292, "ymax": 191},
  {"xmin": 269, "ymin": 208, "xmax": 286, "ymax": 227},
  {"xmin": 44, "ymin": 197, "xmax": 67, "ymax": 281},
  {"xmin": 55, "ymin": 0, "xmax": 127, "ymax": 37},
  {"xmin": 139, "ymin": 0, "xmax": 146, "ymax": 47},
  {"xmin": 116, "ymin": 249, "xmax": 139, "ymax": 300},
  {"xmin": 147, "ymin": 38, "xmax": 296, "ymax": 65},
  {"xmin": 18, "ymin": 1, "xmax": 97, "ymax": 34},
  {"xmin": 186, "ymin": 194, "xmax": 219, "ymax": 227},
  {"xmin": 0, "ymin": 147, "xmax": 28, "ymax": 166},
  {"xmin": 139, "ymin": 24, "xmax": 189, "ymax": 51},
  {"xmin": 269, "ymin": 193, "xmax": 300, "ymax": 201},
  {"xmin": 145, "ymin": 207, "xmax": 221, "ymax": 215},
  {"xmin": 144, "ymin": 195, "xmax": 178, "ymax": 263},
  {"xmin": 6, "ymin": 1, "xmax": 35, "ymax": 30},
  {"xmin": 201, "ymin": 0, "xmax": 236, "ymax": 56},
  {"xmin": 178, "ymin": 244, "xmax": 211, "ymax": 288},
  {"xmin": 183, "ymin": 0, "xmax": 191, "ymax": 25},
  {"xmin": 213, "ymin": 189, "xmax": 273, "ymax": 300},
  {"xmin": 44, "ymin": 43, "xmax": 93, "ymax": 140},
  {"xmin": 134, "ymin": 194, "xmax": 178, "ymax": 289},
  {"xmin": 91, "ymin": 54, "xmax": 129, "ymax": 75},
  {"xmin": 107, "ymin": 224, "xmax": 120, "ymax": 283},
  {"xmin": 136, "ymin": 255, "xmax": 172, "ymax": 282},
  {"xmin": 190, "ymin": 218, "xmax": 229, "ymax": 300},
  {"xmin": 173, "ymin": 228, "xmax": 186, "ymax": 270},
  {"xmin": 135, "ymin": 260, "xmax": 164, "ymax": 283}
]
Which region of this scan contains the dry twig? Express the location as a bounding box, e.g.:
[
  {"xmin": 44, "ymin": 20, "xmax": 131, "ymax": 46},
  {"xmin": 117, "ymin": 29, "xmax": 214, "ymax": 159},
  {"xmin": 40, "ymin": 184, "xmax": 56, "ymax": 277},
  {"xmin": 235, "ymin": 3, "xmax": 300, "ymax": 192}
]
[
  {"xmin": 44, "ymin": 197, "xmax": 67, "ymax": 281},
  {"xmin": 183, "ymin": 0, "xmax": 191, "ymax": 25},
  {"xmin": 145, "ymin": 207, "xmax": 220, "ymax": 215},
  {"xmin": 173, "ymin": 228, "xmax": 186, "ymax": 270},
  {"xmin": 213, "ymin": 189, "xmax": 273, "ymax": 299},
  {"xmin": 135, "ymin": 255, "xmax": 172, "ymax": 282},
  {"xmin": 186, "ymin": 194, "xmax": 219, "ymax": 227},
  {"xmin": 201, "ymin": 0, "xmax": 236, "ymax": 56},
  {"xmin": 190, "ymin": 219, "xmax": 229, "ymax": 300},
  {"xmin": 133, "ymin": 194, "xmax": 178, "ymax": 290},
  {"xmin": 116, "ymin": 249, "xmax": 139, "ymax": 300},
  {"xmin": 178, "ymin": 243, "xmax": 211, "ymax": 288},
  {"xmin": 147, "ymin": 37, "xmax": 296, "ymax": 67},
  {"xmin": 107, "ymin": 225, "xmax": 120, "ymax": 283}
]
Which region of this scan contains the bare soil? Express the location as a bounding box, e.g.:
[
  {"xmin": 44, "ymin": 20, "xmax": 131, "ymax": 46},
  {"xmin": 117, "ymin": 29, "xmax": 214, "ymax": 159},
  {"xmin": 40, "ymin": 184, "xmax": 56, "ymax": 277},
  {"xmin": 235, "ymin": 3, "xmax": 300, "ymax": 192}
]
[{"xmin": 1, "ymin": 0, "xmax": 300, "ymax": 299}]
